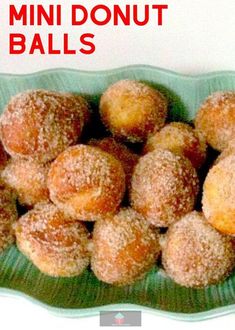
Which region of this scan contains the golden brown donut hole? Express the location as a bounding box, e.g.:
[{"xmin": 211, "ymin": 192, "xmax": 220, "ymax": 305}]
[
  {"xmin": 91, "ymin": 208, "xmax": 161, "ymax": 285},
  {"xmin": 48, "ymin": 145, "xmax": 126, "ymax": 221},
  {"xmin": 0, "ymin": 90, "xmax": 89, "ymax": 163},
  {"xmin": 130, "ymin": 149, "xmax": 199, "ymax": 227},
  {"xmin": 2, "ymin": 158, "xmax": 50, "ymax": 208},
  {"xmin": 203, "ymin": 155, "xmax": 235, "ymax": 235},
  {"xmin": 195, "ymin": 91, "xmax": 235, "ymax": 151},
  {"xmin": 144, "ymin": 122, "xmax": 207, "ymax": 169},
  {"xmin": 15, "ymin": 203, "xmax": 90, "ymax": 277},
  {"xmin": 162, "ymin": 211, "xmax": 235, "ymax": 288},
  {"xmin": 100, "ymin": 80, "xmax": 168, "ymax": 143}
]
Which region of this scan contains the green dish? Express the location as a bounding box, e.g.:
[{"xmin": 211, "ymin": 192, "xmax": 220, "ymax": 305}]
[{"xmin": 0, "ymin": 65, "xmax": 235, "ymax": 321}]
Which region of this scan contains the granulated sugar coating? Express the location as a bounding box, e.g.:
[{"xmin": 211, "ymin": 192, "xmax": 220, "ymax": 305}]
[
  {"xmin": 144, "ymin": 122, "xmax": 207, "ymax": 169},
  {"xmin": 1, "ymin": 158, "xmax": 50, "ymax": 208},
  {"xmin": 195, "ymin": 91, "xmax": 235, "ymax": 151},
  {"xmin": 91, "ymin": 208, "xmax": 161, "ymax": 285},
  {"xmin": 88, "ymin": 137, "xmax": 139, "ymax": 189},
  {"xmin": 203, "ymin": 155, "xmax": 235, "ymax": 235},
  {"xmin": 15, "ymin": 203, "xmax": 90, "ymax": 277},
  {"xmin": 66, "ymin": 93, "xmax": 91, "ymax": 125},
  {"xmin": 100, "ymin": 80, "xmax": 168, "ymax": 143},
  {"xmin": 0, "ymin": 180, "xmax": 18, "ymax": 252},
  {"xmin": 48, "ymin": 145, "xmax": 126, "ymax": 221},
  {"xmin": 0, "ymin": 90, "xmax": 89, "ymax": 163},
  {"xmin": 162, "ymin": 211, "xmax": 235, "ymax": 288},
  {"xmin": 215, "ymin": 139, "xmax": 235, "ymax": 165},
  {"xmin": 130, "ymin": 149, "xmax": 199, "ymax": 227}
]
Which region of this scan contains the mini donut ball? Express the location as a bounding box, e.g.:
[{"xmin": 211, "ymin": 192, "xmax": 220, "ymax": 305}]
[
  {"xmin": 1, "ymin": 158, "xmax": 50, "ymax": 208},
  {"xmin": 48, "ymin": 145, "xmax": 126, "ymax": 221},
  {"xmin": 203, "ymin": 155, "xmax": 235, "ymax": 235},
  {"xmin": 162, "ymin": 211, "xmax": 235, "ymax": 288},
  {"xmin": 100, "ymin": 80, "xmax": 168, "ymax": 143},
  {"xmin": 15, "ymin": 203, "xmax": 90, "ymax": 277},
  {"xmin": 0, "ymin": 90, "xmax": 89, "ymax": 163},
  {"xmin": 0, "ymin": 181, "xmax": 18, "ymax": 252},
  {"xmin": 89, "ymin": 137, "xmax": 139, "ymax": 189},
  {"xmin": 144, "ymin": 122, "xmax": 207, "ymax": 169},
  {"xmin": 91, "ymin": 208, "xmax": 161, "ymax": 285},
  {"xmin": 195, "ymin": 91, "xmax": 235, "ymax": 151},
  {"xmin": 130, "ymin": 150, "xmax": 199, "ymax": 227}
]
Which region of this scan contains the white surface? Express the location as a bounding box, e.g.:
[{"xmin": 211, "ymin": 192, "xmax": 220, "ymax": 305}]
[
  {"xmin": 1, "ymin": 295, "xmax": 235, "ymax": 330},
  {"xmin": 0, "ymin": 0, "xmax": 234, "ymax": 74},
  {"xmin": 0, "ymin": 0, "xmax": 235, "ymax": 328}
]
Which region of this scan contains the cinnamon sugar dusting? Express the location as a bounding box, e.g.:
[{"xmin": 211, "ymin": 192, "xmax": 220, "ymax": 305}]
[
  {"xmin": 2, "ymin": 158, "xmax": 50, "ymax": 207},
  {"xmin": 100, "ymin": 80, "xmax": 168, "ymax": 143},
  {"xmin": 162, "ymin": 211, "xmax": 235, "ymax": 288},
  {"xmin": 195, "ymin": 91, "xmax": 235, "ymax": 151},
  {"xmin": 48, "ymin": 145, "xmax": 126, "ymax": 221},
  {"xmin": 131, "ymin": 149, "xmax": 199, "ymax": 227},
  {"xmin": 15, "ymin": 203, "xmax": 90, "ymax": 277},
  {"xmin": 91, "ymin": 208, "xmax": 161, "ymax": 285},
  {"xmin": 0, "ymin": 90, "xmax": 88, "ymax": 163}
]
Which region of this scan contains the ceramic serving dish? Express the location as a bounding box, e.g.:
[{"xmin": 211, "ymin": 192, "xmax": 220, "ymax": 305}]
[{"xmin": 0, "ymin": 65, "xmax": 235, "ymax": 321}]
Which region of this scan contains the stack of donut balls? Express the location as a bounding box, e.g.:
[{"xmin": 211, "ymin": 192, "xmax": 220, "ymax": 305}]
[{"xmin": 0, "ymin": 81, "xmax": 235, "ymax": 289}]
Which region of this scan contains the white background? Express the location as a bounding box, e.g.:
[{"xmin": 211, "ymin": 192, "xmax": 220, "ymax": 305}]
[{"xmin": 0, "ymin": 0, "xmax": 235, "ymax": 329}]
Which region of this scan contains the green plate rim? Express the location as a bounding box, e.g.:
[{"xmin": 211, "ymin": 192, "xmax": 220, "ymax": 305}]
[
  {"xmin": 1, "ymin": 65, "xmax": 235, "ymax": 321},
  {"xmin": 0, "ymin": 64, "xmax": 235, "ymax": 80}
]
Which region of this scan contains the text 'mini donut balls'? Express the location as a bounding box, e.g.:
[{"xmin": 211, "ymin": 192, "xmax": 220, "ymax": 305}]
[
  {"xmin": 91, "ymin": 208, "xmax": 161, "ymax": 285},
  {"xmin": 0, "ymin": 90, "xmax": 89, "ymax": 163},
  {"xmin": 195, "ymin": 91, "xmax": 235, "ymax": 151},
  {"xmin": 2, "ymin": 158, "xmax": 50, "ymax": 208},
  {"xmin": 100, "ymin": 80, "xmax": 168, "ymax": 143},
  {"xmin": 144, "ymin": 122, "xmax": 207, "ymax": 169},
  {"xmin": 130, "ymin": 149, "xmax": 199, "ymax": 227},
  {"xmin": 0, "ymin": 181, "xmax": 18, "ymax": 252},
  {"xmin": 162, "ymin": 212, "xmax": 235, "ymax": 288},
  {"xmin": 15, "ymin": 203, "xmax": 90, "ymax": 277},
  {"xmin": 48, "ymin": 145, "xmax": 126, "ymax": 221},
  {"xmin": 202, "ymin": 155, "xmax": 235, "ymax": 235},
  {"xmin": 89, "ymin": 137, "xmax": 139, "ymax": 189}
]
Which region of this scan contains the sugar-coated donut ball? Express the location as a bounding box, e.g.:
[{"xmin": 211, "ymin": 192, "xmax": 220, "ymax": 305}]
[
  {"xmin": 0, "ymin": 90, "xmax": 89, "ymax": 163},
  {"xmin": 130, "ymin": 150, "xmax": 199, "ymax": 227},
  {"xmin": 203, "ymin": 155, "xmax": 235, "ymax": 235},
  {"xmin": 48, "ymin": 145, "xmax": 126, "ymax": 221},
  {"xmin": 144, "ymin": 122, "xmax": 207, "ymax": 169},
  {"xmin": 15, "ymin": 203, "xmax": 90, "ymax": 277},
  {"xmin": 1, "ymin": 158, "xmax": 50, "ymax": 208},
  {"xmin": 100, "ymin": 80, "xmax": 168, "ymax": 143},
  {"xmin": 195, "ymin": 91, "xmax": 235, "ymax": 151},
  {"xmin": 91, "ymin": 208, "xmax": 161, "ymax": 285},
  {"xmin": 0, "ymin": 181, "xmax": 17, "ymax": 252},
  {"xmin": 89, "ymin": 137, "xmax": 139, "ymax": 189},
  {"xmin": 162, "ymin": 211, "xmax": 235, "ymax": 288},
  {"xmin": 0, "ymin": 141, "xmax": 8, "ymax": 170}
]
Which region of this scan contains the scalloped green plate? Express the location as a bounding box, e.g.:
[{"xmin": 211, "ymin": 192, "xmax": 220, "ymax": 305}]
[{"xmin": 0, "ymin": 65, "xmax": 235, "ymax": 321}]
